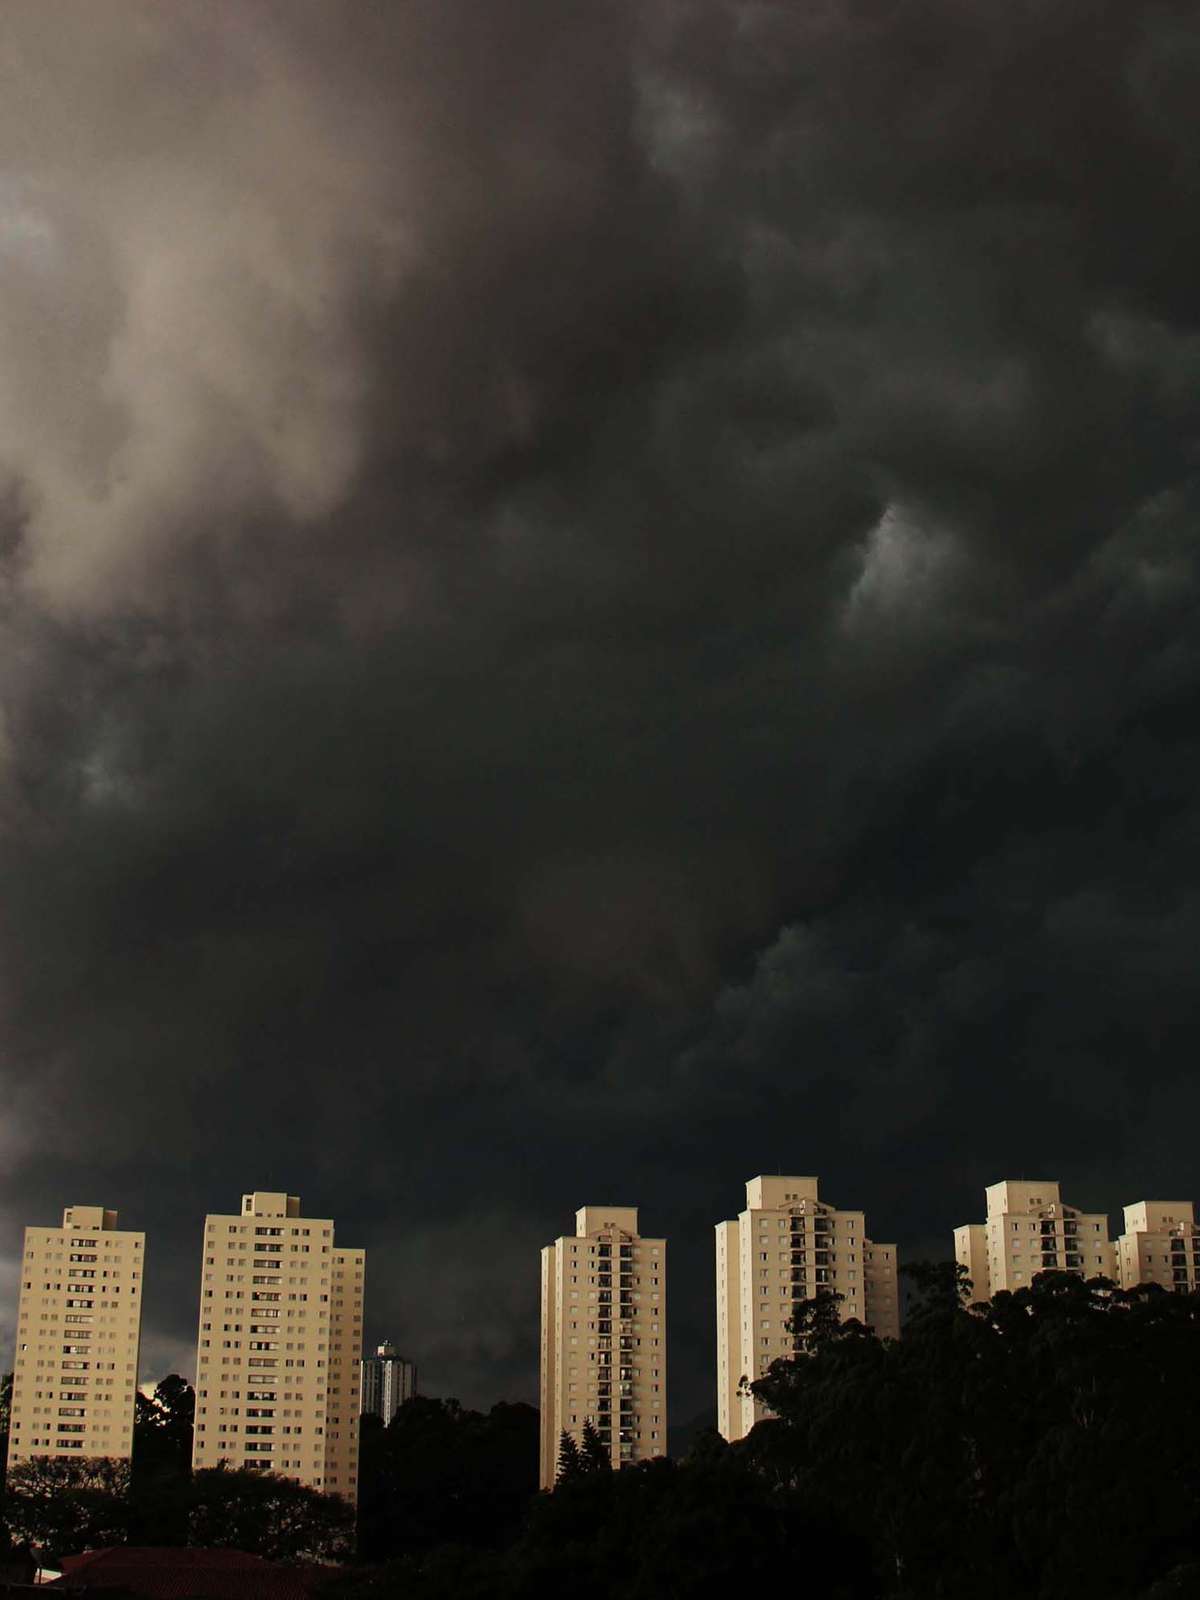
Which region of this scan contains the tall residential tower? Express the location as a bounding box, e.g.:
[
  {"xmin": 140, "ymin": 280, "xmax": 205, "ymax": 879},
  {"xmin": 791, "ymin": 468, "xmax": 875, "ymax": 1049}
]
[
  {"xmin": 953, "ymin": 1180, "xmax": 1115, "ymax": 1298},
  {"xmin": 9, "ymin": 1205, "xmax": 144, "ymax": 1464},
  {"xmin": 1116, "ymin": 1201, "xmax": 1200, "ymax": 1292},
  {"xmin": 359, "ymin": 1341, "xmax": 416, "ymax": 1422},
  {"xmin": 192, "ymin": 1192, "xmax": 365, "ymax": 1502},
  {"xmin": 539, "ymin": 1206, "xmax": 666, "ymax": 1489},
  {"xmin": 716, "ymin": 1176, "xmax": 899, "ymax": 1442}
]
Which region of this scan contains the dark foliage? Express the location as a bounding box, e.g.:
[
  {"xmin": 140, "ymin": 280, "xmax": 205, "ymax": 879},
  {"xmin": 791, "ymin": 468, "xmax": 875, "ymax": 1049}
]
[
  {"xmin": 1, "ymin": 1456, "xmax": 132, "ymax": 1566},
  {"xmin": 128, "ymin": 1373, "xmax": 196, "ymax": 1545},
  {"xmin": 356, "ymin": 1396, "xmax": 539, "ymax": 1563},
  {"xmin": 330, "ymin": 1449, "xmax": 874, "ymax": 1600},
  {"xmin": 189, "ymin": 1464, "xmax": 354, "ymax": 1561},
  {"xmin": 747, "ymin": 1271, "xmax": 1200, "ymax": 1599},
  {"xmin": 335, "ymin": 1270, "xmax": 1200, "ymax": 1599}
]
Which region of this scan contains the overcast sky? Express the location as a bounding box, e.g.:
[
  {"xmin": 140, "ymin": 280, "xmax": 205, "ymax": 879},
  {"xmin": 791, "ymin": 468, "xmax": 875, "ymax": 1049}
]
[{"xmin": 2, "ymin": 0, "xmax": 1199, "ymax": 1425}]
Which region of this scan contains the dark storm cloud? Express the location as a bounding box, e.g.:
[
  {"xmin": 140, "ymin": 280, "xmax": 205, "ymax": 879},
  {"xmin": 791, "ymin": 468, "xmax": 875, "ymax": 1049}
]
[{"xmin": 2, "ymin": 0, "xmax": 1200, "ymax": 1416}]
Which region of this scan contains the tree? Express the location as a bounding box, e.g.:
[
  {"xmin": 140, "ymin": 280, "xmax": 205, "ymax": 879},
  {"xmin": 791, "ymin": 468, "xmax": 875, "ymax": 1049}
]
[
  {"xmin": 188, "ymin": 1465, "xmax": 353, "ymax": 1562},
  {"xmin": 134, "ymin": 1374, "xmax": 195, "ymax": 1460},
  {"xmin": 356, "ymin": 1395, "xmax": 538, "ymax": 1563},
  {"xmin": 555, "ymin": 1430, "xmax": 583, "ymax": 1485},
  {"xmin": 130, "ymin": 1374, "xmax": 196, "ymax": 1547},
  {"xmin": 0, "ymin": 1372, "xmax": 11, "ymax": 1486},
  {"xmin": 741, "ymin": 1264, "xmax": 1200, "ymax": 1599},
  {"xmin": 2, "ymin": 1455, "xmax": 130, "ymax": 1567},
  {"xmin": 579, "ymin": 1419, "xmax": 610, "ymax": 1475}
]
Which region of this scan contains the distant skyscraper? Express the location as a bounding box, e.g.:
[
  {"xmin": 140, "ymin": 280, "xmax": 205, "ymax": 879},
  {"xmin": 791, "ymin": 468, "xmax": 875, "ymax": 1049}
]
[
  {"xmin": 953, "ymin": 1180, "xmax": 1115, "ymax": 1298},
  {"xmin": 8, "ymin": 1205, "xmax": 144, "ymax": 1463},
  {"xmin": 1116, "ymin": 1200, "xmax": 1200, "ymax": 1292},
  {"xmin": 539, "ymin": 1206, "xmax": 667, "ymax": 1489},
  {"xmin": 715, "ymin": 1176, "xmax": 899, "ymax": 1442},
  {"xmin": 359, "ymin": 1341, "xmax": 416, "ymax": 1421},
  {"xmin": 192, "ymin": 1192, "xmax": 365, "ymax": 1503}
]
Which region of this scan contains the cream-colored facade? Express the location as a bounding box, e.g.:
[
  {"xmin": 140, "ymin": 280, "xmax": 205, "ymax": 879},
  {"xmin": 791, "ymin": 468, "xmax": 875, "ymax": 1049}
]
[
  {"xmin": 954, "ymin": 1180, "xmax": 1115, "ymax": 1298},
  {"xmin": 539, "ymin": 1205, "xmax": 666, "ymax": 1489},
  {"xmin": 715, "ymin": 1176, "xmax": 899, "ymax": 1442},
  {"xmin": 1116, "ymin": 1201, "xmax": 1200, "ymax": 1293},
  {"xmin": 192, "ymin": 1192, "xmax": 365, "ymax": 1503},
  {"xmin": 9, "ymin": 1205, "xmax": 144, "ymax": 1463}
]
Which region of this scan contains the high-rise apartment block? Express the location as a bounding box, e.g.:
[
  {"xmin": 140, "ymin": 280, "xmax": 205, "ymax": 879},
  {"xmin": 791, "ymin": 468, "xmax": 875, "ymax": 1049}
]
[
  {"xmin": 715, "ymin": 1176, "xmax": 899, "ymax": 1442},
  {"xmin": 539, "ymin": 1206, "xmax": 666, "ymax": 1489},
  {"xmin": 1116, "ymin": 1201, "xmax": 1200, "ymax": 1292},
  {"xmin": 359, "ymin": 1341, "xmax": 416, "ymax": 1422},
  {"xmin": 953, "ymin": 1181, "xmax": 1115, "ymax": 1297},
  {"xmin": 9, "ymin": 1205, "xmax": 144, "ymax": 1464},
  {"xmin": 192, "ymin": 1192, "xmax": 365, "ymax": 1503}
]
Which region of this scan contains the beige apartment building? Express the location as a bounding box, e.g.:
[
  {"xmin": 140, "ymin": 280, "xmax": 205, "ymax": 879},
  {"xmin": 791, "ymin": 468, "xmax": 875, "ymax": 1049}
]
[
  {"xmin": 539, "ymin": 1206, "xmax": 666, "ymax": 1489},
  {"xmin": 9, "ymin": 1205, "xmax": 144, "ymax": 1464},
  {"xmin": 1116, "ymin": 1201, "xmax": 1200, "ymax": 1292},
  {"xmin": 715, "ymin": 1176, "xmax": 900, "ymax": 1442},
  {"xmin": 953, "ymin": 1180, "xmax": 1115, "ymax": 1298},
  {"xmin": 192, "ymin": 1192, "xmax": 365, "ymax": 1503}
]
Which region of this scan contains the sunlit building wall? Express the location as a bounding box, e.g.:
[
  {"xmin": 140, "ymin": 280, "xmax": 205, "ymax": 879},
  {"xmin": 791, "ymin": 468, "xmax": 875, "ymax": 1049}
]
[
  {"xmin": 9, "ymin": 1205, "xmax": 144, "ymax": 1463},
  {"xmin": 715, "ymin": 1176, "xmax": 900, "ymax": 1443},
  {"xmin": 539, "ymin": 1205, "xmax": 667, "ymax": 1489}
]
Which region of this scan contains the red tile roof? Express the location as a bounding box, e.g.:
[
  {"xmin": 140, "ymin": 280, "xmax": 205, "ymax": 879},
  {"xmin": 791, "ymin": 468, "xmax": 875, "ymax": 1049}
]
[{"xmin": 48, "ymin": 1547, "xmax": 331, "ymax": 1598}]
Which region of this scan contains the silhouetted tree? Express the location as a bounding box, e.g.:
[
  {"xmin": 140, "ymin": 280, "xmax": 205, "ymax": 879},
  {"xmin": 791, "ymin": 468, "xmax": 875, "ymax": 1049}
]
[
  {"xmin": 746, "ymin": 1266, "xmax": 1200, "ymax": 1599},
  {"xmin": 0, "ymin": 1373, "xmax": 11, "ymax": 1486},
  {"xmin": 555, "ymin": 1430, "xmax": 583, "ymax": 1484},
  {"xmin": 579, "ymin": 1419, "xmax": 610, "ymax": 1475},
  {"xmin": 189, "ymin": 1464, "xmax": 353, "ymax": 1561},
  {"xmin": 2, "ymin": 1455, "xmax": 130, "ymax": 1566},
  {"xmin": 356, "ymin": 1396, "xmax": 538, "ymax": 1563},
  {"xmin": 129, "ymin": 1374, "xmax": 195, "ymax": 1544}
]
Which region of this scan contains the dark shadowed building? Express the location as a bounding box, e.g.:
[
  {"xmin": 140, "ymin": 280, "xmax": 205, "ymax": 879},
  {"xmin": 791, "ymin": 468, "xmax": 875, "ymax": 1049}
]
[{"xmin": 357, "ymin": 1341, "xmax": 416, "ymax": 1423}]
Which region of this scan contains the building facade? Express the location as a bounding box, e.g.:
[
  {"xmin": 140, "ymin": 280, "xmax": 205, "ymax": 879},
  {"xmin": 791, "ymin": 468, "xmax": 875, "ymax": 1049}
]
[
  {"xmin": 192, "ymin": 1192, "xmax": 365, "ymax": 1503},
  {"xmin": 9, "ymin": 1205, "xmax": 144, "ymax": 1464},
  {"xmin": 539, "ymin": 1205, "xmax": 666, "ymax": 1489},
  {"xmin": 359, "ymin": 1341, "xmax": 416, "ymax": 1422},
  {"xmin": 953, "ymin": 1180, "xmax": 1115, "ymax": 1299},
  {"xmin": 1116, "ymin": 1201, "xmax": 1200, "ymax": 1292},
  {"xmin": 715, "ymin": 1176, "xmax": 899, "ymax": 1442}
]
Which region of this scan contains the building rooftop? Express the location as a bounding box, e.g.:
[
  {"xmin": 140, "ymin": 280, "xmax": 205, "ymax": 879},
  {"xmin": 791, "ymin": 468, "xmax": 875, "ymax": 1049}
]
[{"xmin": 48, "ymin": 1547, "xmax": 330, "ymax": 1599}]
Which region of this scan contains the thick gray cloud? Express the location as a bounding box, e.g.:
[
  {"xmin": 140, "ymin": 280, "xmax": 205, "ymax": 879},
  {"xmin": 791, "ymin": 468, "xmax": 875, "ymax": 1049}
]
[{"xmin": 1, "ymin": 0, "xmax": 1200, "ymax": 1421}]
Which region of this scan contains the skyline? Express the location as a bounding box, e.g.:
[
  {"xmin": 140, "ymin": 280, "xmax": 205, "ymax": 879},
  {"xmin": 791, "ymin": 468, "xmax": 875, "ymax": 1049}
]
[
  {"xmin": 4, "ymin": 1167, "xmax": 1192, "ymax": 1430},
  {"xmin": 3, "ymin": 0, "xmax": 1200, "ymax": 1434}
]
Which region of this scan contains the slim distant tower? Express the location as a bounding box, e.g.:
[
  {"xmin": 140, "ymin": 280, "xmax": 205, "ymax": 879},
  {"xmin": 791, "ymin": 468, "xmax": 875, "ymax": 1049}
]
[
  {"xmin": 953, "ymin": 1180, "xmax": 1115, "ymax": 1298},
  {"xmin": 539, "ymin": 1206, "xmax": 667, "ymax": 1489},
  {"xmin": 192, "ymin": 1192, "xmax": 365, "ymax": 1503},
  {"xmin": 715, "ymin": 1176, "xmax": 899, "ymax": 1442},
  {"xmin": 359, "ymin": 1341, "xmax": 416, "ymax": 1422},
  {"xmin": 1116, "ymin": 1201, "xmax": 1200, "ymax": 1292},
  {"xmin": 8, "ymin": 1205, "xmax": 145, "ymax": 1463}
]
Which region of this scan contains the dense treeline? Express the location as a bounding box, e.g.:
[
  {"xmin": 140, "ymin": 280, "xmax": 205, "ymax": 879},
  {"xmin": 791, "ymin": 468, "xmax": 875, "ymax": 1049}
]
[
  {"xmin": 356, "ymin": 1396, "xmax": 539, "ymax": 1561},
  {"xmin": 6, "ymin": 1271, "xmax": 1200, "ymax": 1595},
  {"xmin": 335, "ymin": 1269, "xmax": 1200, "ymax": 1600}
]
